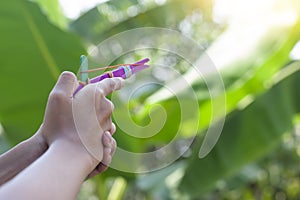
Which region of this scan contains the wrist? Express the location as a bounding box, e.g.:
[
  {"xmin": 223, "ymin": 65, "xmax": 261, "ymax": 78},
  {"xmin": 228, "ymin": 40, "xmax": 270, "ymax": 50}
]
[
  {"xmin": 32, "ymin": 131, "xmax": 48, "ymax": 151},
  {"xmin": 25, "ymin": 132, "xmax": 48, "ymax": 159},
  {"xmin": 0, "ymin": 132, "xmax": 48, "ymax": 185},
  {"xmin": 50, "ymin": 139, "xmax": 98, "ymax": 173}
]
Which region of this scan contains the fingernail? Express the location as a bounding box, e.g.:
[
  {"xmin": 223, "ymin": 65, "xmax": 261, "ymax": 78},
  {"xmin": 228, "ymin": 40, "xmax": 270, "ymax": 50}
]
[{"xmin": 104, "ymin": 131, "xmax": 111, "ymax": 142}]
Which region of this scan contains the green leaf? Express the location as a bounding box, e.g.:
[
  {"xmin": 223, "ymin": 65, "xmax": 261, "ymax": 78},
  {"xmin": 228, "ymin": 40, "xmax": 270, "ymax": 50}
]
[
  {"xmin": 179, "ymin": 62, "xmax": 300, "ymax": 197},
  {"xmin": 0, "ymin": 0, "xmax": 85, "ymax": 145}
]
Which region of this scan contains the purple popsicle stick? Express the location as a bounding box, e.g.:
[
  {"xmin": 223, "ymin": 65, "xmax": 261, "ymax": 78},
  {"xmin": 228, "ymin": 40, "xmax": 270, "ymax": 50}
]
[{"xmin": 73, "ymin": 58, "xmax": 150, "ymax": 95}]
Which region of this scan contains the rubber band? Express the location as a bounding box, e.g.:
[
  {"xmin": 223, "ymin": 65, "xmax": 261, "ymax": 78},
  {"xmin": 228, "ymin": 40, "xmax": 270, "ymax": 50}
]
[
  {"xmin": 109, "ymin": 71, "xmax": 113, "ymax": 78},
  {"xmin": 126, "ymin": 66, "xmax": 133, "ymax": 76},
  {"xmin": 105, "ymin": 71, "xmax": 114, "ymax": 78},
  {"xmin": 78, "ymin": 78, "xmax": 90, "ymax": 86},
  {"xmin": 80, "ymin": 63, "xmax": 142, "ymax": 73},
  {"xmin": 78, "ymin": 81, "xmax": 87, "ymax": 86},
  {"xmin": 122, "ymin": 66, "xmax": 132, "ymax": 78}
]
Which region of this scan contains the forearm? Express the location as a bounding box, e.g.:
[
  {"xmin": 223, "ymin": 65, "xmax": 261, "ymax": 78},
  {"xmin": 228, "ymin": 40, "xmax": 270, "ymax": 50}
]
[
  {"xmin": 0, "ymin": 139, "xmax": 94, "ymax": 200},
  {"xmin": 0, "ymin": 133, "xmax": 47, "ymax": 185}
]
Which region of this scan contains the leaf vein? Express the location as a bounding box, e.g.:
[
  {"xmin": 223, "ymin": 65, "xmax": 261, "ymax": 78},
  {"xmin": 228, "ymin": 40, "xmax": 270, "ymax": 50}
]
[{"xmin": 22, "ymin": 2, "xmax": 60, "ymax": 79}]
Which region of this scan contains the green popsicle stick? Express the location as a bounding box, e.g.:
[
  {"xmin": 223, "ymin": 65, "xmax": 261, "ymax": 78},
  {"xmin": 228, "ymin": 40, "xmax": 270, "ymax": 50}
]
[{"xmin": 79, "ymin": 55, "xmax": 89, "ymax": 83}]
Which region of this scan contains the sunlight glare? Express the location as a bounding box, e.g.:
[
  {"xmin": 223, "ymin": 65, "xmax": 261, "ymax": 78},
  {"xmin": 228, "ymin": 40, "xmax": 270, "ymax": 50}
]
[{"xmin": 59, "ymin": 0, "xmax": 108, "ymax": 19}]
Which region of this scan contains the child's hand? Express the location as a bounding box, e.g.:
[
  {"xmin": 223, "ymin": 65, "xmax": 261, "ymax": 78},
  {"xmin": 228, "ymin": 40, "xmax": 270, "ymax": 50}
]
[
  {"xmin": 87, "ymin": 130, "xmax": 116, "ymax": 178},
  {"xmin": 39, "ymin": 72, "xmax": 124, "ymax": 171}
]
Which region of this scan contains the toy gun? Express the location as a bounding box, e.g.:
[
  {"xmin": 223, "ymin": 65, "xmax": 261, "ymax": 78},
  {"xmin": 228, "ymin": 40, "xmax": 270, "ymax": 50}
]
[{"xmin": 74, "ymin": 55, "xmax": 150, "ymax": 95}]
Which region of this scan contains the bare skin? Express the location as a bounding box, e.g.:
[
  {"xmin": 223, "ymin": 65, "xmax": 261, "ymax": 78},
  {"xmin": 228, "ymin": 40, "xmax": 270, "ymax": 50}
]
[{"xmin": 0, "ymin": 72, "xmax": 124, "ymax": 199}]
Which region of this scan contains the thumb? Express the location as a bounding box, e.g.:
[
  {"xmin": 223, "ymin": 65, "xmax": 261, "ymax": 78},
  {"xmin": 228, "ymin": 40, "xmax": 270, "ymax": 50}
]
[{"xmin": 53, "ymin": 71, "xmax": 77, "ymax": 96}]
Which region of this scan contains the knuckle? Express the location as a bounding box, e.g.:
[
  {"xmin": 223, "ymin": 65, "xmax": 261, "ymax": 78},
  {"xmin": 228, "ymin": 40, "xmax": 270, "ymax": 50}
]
[
  {"xmin": 100, "ymin": 99, "xmax": 114, "ymax": 116},
  {"xmin": 99, "ymin": 117, "xmax": 112, "ymax": 130},
  {"xmin": 96, "ymin": 88, "xmax": 105, "ymax": 99},
  {"xmin": 103, "ymin": 79, "xmax": 116, "ymax": 90},
  {"xmin": 105, "ymin": 147, "xmax": 112, "ymax": 155},
  {"xmin": 109, "ymin": 79, "xmax": 116, "ymax": 89},
  {"xmin": 105, "ymin": 101, "xmax": 114, "ymax": 116},
  {"xmin": 109, "ymin": 100, "xmax": 114, "ymax": 112},
  {"xmin": 80, "ymin": 84, "xmax": 96, "ymax": 97}
]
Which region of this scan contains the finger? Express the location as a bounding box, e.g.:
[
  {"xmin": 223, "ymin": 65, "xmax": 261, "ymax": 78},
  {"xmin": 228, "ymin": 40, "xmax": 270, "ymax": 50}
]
[
  {"xmin": 99, "ymin": 118, "xmax": 113, "ymax": 133},
  {"xmin": 87, "ymin": 171, "xmax": 98, "ymax": 179},
  {"xmin": 103, "ymin": 132, "xmax": 116, "ymax": 155},
  {"xmin": 110, "ymin": 122, "xmax": 116, "ymax": 135},
  {"xmin": 97, "ymin": 78, "xmax": 125, "ymax": 96},
  {"xmin": 96, "ymin": 162, "xmax": 108, "ymax": 173},
  {"xmin": 111, "ymin": 138, "xmax": 117, "ymax": 156},
  {"xmin": 98, "ymin": 99, "xmax": 114, "ymax": 120},
  {"xmin": 53, "ymin": 71, "xmax": 77, "ymax": 96},
  {"xmin": 103, "ymin": 131, "xmax": 112, "ymax": 147},
  {"xmin": 86, "ymin": 163, "xmax": 108, "ymax": 179},
  {"xmin": 102, "ymin": 147, "xmax": 112, "ymax": 166}
]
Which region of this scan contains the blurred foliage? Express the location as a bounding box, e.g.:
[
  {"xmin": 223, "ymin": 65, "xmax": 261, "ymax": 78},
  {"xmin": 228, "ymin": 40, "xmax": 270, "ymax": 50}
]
[
  {"xmin": 1, "ymin": 0, "xmax": 300, "ymax": 199},
  {"xmin": 199, "ymin": 122, "xmax": 300, "ymax": 200},
  {"xmin": 0, "ymin": 0, "xmax": 85, "ymax": 144},
  {"xmin": 31, "ymin": 0, "xmax": 67, "ymax": 29},
  {"xmin": 70, "ymin": 0, "xmax": 215, "ymax": 45},
  {"xmin": 180, "ymin": 61, "xmax": 300, "ymax": 197}
]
